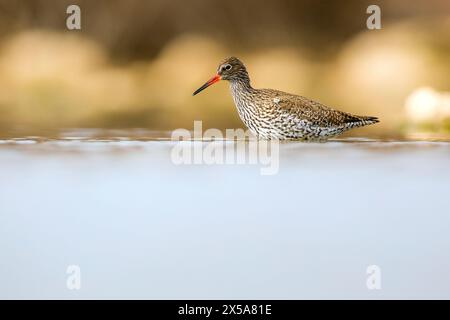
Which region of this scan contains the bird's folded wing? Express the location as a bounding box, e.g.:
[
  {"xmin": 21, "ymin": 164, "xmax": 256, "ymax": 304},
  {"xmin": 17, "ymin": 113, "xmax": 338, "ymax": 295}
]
[{"xmin": 274, "ymin": 94, "xmax": 364, "ymax": 127}]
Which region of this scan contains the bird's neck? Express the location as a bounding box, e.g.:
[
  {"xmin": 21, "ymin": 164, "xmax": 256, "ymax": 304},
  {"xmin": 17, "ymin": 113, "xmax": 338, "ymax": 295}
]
[
  {"xmin": 229, "ymin": 75, "xmax": 258, "ymax": 126},
  {"xmin": 229, "ymin": 76, "xmax": 254, "ymax": 97}
]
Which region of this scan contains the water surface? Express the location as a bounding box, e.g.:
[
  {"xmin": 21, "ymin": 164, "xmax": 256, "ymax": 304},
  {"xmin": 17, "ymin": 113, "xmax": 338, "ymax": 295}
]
[{"xmin": 1, "ymin": 132, "xmax": 449, "ymax": 299}]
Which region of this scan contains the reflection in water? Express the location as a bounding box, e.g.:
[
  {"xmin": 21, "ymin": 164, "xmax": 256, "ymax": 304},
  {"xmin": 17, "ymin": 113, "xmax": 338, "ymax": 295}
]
[{"xmin": 1, "ymin": 128, "xmax": 450, "ymax": 142}]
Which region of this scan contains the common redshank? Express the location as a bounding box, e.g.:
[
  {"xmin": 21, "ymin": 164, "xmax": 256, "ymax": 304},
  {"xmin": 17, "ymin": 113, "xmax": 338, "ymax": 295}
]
[{"xmin": 193, "ymin": 57, "xmax": 379, "ymax": 140}]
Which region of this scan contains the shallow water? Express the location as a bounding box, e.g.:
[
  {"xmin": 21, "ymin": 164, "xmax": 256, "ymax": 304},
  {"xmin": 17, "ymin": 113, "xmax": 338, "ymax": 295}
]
[{"xmin": 1, "ymin": 132, "xmax": 450, "ymax": 299}]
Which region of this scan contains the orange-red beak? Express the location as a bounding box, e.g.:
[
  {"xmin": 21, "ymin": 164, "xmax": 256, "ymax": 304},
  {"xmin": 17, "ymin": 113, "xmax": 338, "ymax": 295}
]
[{"xmin": 193, "ymin": 74, "xmax": 221, "ymax": 96}]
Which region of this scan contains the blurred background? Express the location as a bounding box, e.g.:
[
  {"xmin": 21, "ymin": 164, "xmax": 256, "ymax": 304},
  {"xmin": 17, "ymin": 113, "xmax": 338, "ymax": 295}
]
[
  {"xmin": 2, "ymin": 1, "xmax": 450, "ymax": 300},
  {"xmin": 0, "ymin": 0, "xmax": 449, "ymax": 138}
]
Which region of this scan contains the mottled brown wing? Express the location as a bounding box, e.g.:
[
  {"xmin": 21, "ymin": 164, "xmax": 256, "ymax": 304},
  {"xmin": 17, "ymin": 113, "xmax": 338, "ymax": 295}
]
[{"xmin": 274, "ymin": 93, "xmax": 363, "ymax": 127}]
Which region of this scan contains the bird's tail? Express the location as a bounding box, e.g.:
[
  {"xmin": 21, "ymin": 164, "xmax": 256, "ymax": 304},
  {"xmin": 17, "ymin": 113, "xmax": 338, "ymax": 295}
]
[
  {"xmin": 359, "ymin": 116, "xmax": 379, "ymax": 126},
  {"xmin": 345, "ymin": 115, "xmax": 380, "ymax": 129}
]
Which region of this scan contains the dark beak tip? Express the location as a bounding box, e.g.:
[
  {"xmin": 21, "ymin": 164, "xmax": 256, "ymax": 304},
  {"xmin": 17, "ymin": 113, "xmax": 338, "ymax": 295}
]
[{"xmin": 192, "ymin": 75, "xmax": 220, "ymax": 97}]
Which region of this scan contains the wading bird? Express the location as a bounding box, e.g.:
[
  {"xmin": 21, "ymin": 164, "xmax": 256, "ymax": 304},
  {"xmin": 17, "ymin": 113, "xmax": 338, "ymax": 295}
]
[{"xmin": 193, "ymin": 57, "xmax": 379, "ymax": 140}]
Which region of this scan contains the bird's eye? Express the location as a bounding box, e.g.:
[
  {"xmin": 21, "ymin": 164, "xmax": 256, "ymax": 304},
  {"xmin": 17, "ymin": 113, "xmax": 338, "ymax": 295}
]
[{"xmin": 224, "ymin": 64, "xmax": 232, "ymax": 71}]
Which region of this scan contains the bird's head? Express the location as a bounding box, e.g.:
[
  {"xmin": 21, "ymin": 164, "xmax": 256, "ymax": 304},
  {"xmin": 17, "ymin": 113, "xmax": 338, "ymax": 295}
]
[{"xmin": 193, "ymin": 57, "xmax": 248, "ymax": 96}]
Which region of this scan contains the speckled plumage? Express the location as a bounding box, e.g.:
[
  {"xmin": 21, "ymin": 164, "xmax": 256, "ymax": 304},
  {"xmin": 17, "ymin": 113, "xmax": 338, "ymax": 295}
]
[{"xmin": 194, "ymin": 57, "xmax": 379, "ymax": 140}]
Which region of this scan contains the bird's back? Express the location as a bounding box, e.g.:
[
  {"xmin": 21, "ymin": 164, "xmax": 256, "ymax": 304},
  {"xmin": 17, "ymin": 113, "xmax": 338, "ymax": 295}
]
[{"xmin": 257, "ymin": 88, "xmax": 378, "ymax": 127}]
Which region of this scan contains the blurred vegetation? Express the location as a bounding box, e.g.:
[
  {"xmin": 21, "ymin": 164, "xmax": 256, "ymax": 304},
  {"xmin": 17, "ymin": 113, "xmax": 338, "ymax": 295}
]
[{"xmin": 0, "ymin": 0, "xmax": 449, "ymax": 137}]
